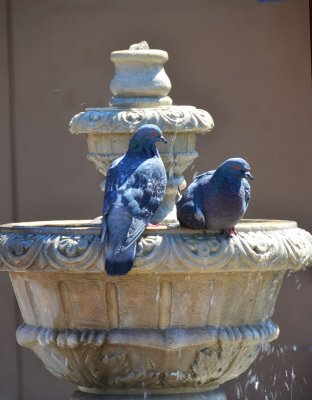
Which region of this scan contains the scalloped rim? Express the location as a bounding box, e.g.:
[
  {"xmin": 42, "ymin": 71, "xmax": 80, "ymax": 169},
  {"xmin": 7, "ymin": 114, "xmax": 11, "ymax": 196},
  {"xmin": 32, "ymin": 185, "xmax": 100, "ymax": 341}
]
[
  {"xmin": 69, "ymin": 105, "xmax": 215, "ymax": 135},
  {"xmin": 0, "ymin": 219, "xmax": 298, "ymax": 235},
  {"xmin": 17, "ymin": 319, "xmax": 279, "ymax": 349}
]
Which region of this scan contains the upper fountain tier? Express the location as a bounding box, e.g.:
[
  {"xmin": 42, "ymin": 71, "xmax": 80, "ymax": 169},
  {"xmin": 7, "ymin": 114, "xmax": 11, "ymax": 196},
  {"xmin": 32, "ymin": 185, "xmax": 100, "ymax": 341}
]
[
  {"xmin": 69, "ymin": 41, "xmax": 214, "ymax": 223},
  {"xmin": 110, "ymin": 40, "xmax": 172, "ymax": 108}
]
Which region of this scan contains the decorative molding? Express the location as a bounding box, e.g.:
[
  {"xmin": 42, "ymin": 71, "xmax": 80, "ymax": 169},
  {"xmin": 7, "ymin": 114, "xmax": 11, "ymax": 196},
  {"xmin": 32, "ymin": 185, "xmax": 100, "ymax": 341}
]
[
  {"xmin": 69, "ymin": 106, "xmax": 214, "ymax": 135},
  {"xmin": 17, "ymin": 320, "xmax": 278, "ymax": 392},
  {"xmin": 17, "ymin": 320, "xmax": 278, "ymax": 349},
  {"xmin": 0, "ymin": 221, "xmax": 311, "ymax": 273}
]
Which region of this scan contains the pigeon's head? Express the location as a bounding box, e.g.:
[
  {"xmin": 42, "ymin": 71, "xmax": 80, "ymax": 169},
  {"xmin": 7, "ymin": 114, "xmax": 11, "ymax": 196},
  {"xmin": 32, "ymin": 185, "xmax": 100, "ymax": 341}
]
[
  {"xmin": 128, "ymin": 124, "xmax": 167, "ymax": 157},
  {"xmin": 134, "ymin": 124, "xmax": 167, "ymax": 144},
  {"xmin": 219, "ymin": 158, "xmax": 254, "ymax": 181}
]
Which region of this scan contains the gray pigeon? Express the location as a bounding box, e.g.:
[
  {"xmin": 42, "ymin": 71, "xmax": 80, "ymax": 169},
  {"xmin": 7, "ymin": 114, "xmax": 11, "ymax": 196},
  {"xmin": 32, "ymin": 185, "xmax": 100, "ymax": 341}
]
[
  {"xmin": 177, "ymin": 158, "xmax": 253, "ymax": 234},
  {"xmin": 101, "ymin": 124, "xmax": 167, "ymax": 275}
]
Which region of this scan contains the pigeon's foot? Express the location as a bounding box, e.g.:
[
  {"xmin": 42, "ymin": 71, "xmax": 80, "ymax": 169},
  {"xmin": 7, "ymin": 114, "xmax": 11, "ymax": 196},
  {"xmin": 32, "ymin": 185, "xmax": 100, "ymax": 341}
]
[
  {"xmin": 148, "ymin": 222, "xmax": 165, "ymax": 228},
  {"xmin": 222, "ymin": 227, "xmax": 237, "ymax": 238},
  {"xmin": 231, "ymin": 227, "xmax": 238, "ymax": 236}
]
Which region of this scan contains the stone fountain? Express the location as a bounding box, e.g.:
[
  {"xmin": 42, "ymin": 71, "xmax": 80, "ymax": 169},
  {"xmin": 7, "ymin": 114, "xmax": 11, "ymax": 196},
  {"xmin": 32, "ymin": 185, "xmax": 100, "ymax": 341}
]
[{"xmin": 0, "ymin": 42, "xmax": 311, "ymax": 400}]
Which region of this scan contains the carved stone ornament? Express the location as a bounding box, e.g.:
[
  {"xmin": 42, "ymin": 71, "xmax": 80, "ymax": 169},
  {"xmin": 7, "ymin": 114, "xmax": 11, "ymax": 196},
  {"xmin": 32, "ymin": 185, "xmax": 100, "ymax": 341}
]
[
  {"xmin": 0, "ymin": 220, "xmax": 311, "ymax": 273},
  {"xmin": 16, "ymin": 320, "xmax": 278, "ymax": 394},
  {"xmin": 69, "ymin": 106, "xmax": 214, "ymax": 135}
]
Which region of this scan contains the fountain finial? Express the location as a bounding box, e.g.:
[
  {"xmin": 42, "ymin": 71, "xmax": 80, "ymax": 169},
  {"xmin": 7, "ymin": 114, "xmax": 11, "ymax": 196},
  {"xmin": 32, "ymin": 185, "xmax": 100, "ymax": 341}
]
[
  {"xmin": 109, "ymin": 40, "xmax": 172, "ymax": 108},
  {"xmin": 129, "ymin": 40, "xmax": 149, "ymax": 50}
]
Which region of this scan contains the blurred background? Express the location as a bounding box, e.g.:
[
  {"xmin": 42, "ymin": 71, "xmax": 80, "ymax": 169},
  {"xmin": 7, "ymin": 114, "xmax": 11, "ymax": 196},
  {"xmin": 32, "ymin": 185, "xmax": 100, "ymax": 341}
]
[{"xmin": 0, "ymin": 0, "xmax": 311, "ymax": 399}]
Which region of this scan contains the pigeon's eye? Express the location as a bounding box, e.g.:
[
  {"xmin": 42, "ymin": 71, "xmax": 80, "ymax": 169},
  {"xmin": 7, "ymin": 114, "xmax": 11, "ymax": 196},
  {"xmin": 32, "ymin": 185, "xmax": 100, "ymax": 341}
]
[
  {"xmin": 151, "ymin": 131, "xmax": 158, "ymax": 137},
  {"xmin": 233, "ymin": 165, "xmax": 241, "ymax": 171}
]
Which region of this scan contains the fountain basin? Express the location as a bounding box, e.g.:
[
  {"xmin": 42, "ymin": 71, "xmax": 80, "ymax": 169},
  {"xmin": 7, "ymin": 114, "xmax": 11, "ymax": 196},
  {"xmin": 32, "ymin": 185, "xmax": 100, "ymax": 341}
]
[{"xmin": 0, "ymin": 219, "xmax": 311, "ymax": 394}]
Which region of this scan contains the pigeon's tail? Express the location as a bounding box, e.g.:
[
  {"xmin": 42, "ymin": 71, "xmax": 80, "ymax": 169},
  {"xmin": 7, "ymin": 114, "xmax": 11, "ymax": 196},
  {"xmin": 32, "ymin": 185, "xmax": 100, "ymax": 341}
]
[
  {"xmin": 177, "ymin": 200, "xmax": 206, "ymax": 230},
  {"xmin": 105, "ymin": 243, "xmax": 136, "ymax": 276}
]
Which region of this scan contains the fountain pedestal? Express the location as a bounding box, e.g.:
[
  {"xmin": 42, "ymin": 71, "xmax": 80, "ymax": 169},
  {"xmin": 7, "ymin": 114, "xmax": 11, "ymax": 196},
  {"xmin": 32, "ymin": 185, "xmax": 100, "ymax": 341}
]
[{"xmin": 0, "ymin": 43, "xmax": 311, "ymax": 399}]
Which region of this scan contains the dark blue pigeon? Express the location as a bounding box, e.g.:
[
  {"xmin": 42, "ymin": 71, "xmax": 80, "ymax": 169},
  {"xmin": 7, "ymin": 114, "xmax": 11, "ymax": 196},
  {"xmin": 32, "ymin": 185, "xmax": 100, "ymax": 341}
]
[
  {"xmin": 177, "ymin": 158, "xmax": 253, "ymax": 235},
  {"xmin": 101, "ymin": 124, "xmax": 167, "ymax": 276}
]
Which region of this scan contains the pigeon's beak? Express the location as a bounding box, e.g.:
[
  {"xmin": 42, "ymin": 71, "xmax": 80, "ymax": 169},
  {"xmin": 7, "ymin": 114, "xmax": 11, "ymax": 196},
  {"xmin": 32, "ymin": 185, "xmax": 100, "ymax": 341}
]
[
  {"xmin": 245, "ymin": 171, "xmax": 254, "ymax": 181},
  {"xmin": 160, "ymin": 135, "xmax": 168, "ymax": 144}
]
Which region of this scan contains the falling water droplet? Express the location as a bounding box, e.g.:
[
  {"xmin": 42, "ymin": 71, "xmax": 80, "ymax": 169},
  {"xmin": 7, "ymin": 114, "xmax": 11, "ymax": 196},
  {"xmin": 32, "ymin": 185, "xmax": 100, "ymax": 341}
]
[{"xmin": 168, "ymin": 132, "xmax": 177, "ymax": 180}]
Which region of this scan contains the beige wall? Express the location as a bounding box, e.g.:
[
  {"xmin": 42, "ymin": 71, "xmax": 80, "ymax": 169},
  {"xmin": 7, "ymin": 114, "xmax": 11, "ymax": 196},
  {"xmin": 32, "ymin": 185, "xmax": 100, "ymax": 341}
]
[{"xmin": 0, "ymin": 0, "xmax": 311, "ymax": 399}]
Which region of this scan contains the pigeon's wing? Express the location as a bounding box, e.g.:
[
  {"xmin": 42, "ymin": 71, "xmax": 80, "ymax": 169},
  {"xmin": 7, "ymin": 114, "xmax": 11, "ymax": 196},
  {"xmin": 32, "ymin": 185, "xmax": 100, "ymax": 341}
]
[
  {"xmin": 243, "ymin": 179, "xmax": 251, "ymax": 208},
  {"xmin": 177, "ymin": 199, "xmax": 205, "ymax": 229},
  {"xmin": 194, "ymin": 169, "xmax": 215, "ymax": 182},
  {"xmin": 118, "ymin": 158, "xmax": 167, "ymax": 251},
  {"xmin": 117, "ymin": 215, "xmax": 148, "ymax": 253},
  {"xmin": 102, "ymin": 156, "xmax": 126, "ymax": 216},
  {"xmin": 181, "ymin": 169, "xmax": 214, "ymax": 201},
  {"xmin": 104, "ymin": 206, "xmax": 145, "ymax": 254},
  {"xmin": 101, "ymin": 155, "xmax": 135, "ymax": 246},
  {"xmin": 104, "ymin": 196, "xmax": 153, "ymax": 276},
  {"xmin": 177, "ymin": 169, "xmax": 214, "ymax": 211},
  {"xmin": 177, "ymin": 169, "xmax": 211, "ymax": 229},
  {"xmin": 103, "ymin": 155, "xmax": 166, "ymax": 276},
  {"xmin": 105, "ymin": 206, "xmax": 137, "ymax": 275}
]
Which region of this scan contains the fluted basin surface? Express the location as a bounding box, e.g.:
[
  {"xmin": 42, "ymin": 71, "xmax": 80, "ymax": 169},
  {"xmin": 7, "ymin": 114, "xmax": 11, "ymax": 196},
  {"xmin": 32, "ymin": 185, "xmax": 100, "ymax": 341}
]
[{"xmin": 0, "ymin": 219, "xmax": 311, "ymax": 394}]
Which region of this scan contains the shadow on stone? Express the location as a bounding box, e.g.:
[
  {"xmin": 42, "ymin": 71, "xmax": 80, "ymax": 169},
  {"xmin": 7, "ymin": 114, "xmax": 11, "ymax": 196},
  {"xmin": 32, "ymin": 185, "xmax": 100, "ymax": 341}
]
[{"xmin": 71, "ymin": 389, "xmax": 227, "ymax": 400}]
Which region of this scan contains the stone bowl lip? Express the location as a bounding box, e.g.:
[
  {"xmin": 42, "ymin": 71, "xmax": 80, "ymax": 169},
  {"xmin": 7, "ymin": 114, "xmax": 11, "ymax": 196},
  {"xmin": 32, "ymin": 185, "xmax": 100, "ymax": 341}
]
[
  {"xmin": 68, "ymin": 105, "xmax": 214, "ymax": 136},
  {"xmin": 0, "ymin": 219, "xmax": 297, "ymax": 236},
  {"xmin": 84, "ymin": 105, "xmax": 198, "ymax": 111},
  {"xmin": 110, "ymin": 48, "xmax": 168, "ymax": 64},
  {"xmin": 81, "ymin": 105, "xmax": 210, "ymax": 115}
]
